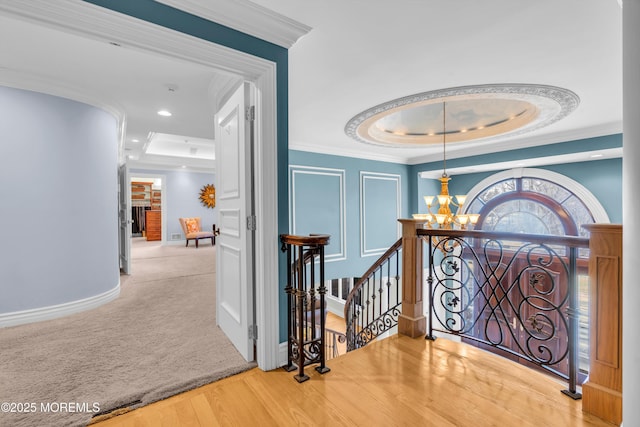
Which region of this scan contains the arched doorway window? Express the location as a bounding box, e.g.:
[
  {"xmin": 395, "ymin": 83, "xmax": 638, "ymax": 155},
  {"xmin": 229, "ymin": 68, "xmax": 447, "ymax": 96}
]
[
  {"xmin": 461, "ymin": 168, "xmax": 609, "ymax": 376},
  {"xmin": 465, "ymin": 168, "xmax": 609, "ymax": 237}
]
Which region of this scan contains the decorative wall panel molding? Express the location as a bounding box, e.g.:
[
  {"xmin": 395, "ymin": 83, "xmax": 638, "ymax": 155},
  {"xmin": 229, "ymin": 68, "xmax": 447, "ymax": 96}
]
[
  {"xmin": 289, "ymin": 165, "xmax": 346, "ymax": 262},
  {"xmin": 360, "ymin": 172, "xmax": 401, "ymax": 257}
]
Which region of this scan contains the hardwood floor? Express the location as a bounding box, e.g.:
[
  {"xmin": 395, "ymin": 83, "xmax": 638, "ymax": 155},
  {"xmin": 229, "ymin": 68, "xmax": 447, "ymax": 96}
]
[{"xmin": 92, "ymin": 333, "xmax": 612, "ymax": 427}]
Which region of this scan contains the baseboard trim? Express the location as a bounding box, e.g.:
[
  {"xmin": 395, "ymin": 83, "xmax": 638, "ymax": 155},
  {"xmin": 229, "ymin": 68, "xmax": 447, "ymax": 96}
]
[
  {"xmin": 0, "ymin": 282, "xmax": 121, "ymax": 328},
  {"xmin": 279, "ymin": 341, "xmax": 288, "ymax": 367}
]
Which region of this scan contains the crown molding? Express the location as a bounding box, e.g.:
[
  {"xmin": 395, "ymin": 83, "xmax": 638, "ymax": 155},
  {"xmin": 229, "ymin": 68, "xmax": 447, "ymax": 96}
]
[
  {"xmin": 155, "ymin": 0, "xmax": 311, "ymax": 48},
  {"xmin": 418, "ymin": 148, "xmax": 622, "ymax": 179},
  {"xmin": 407, "ymin": 122, "xmax": 623, "ymax": 165},
  {"xmin": 0, "ymin": 0, "xmax": 273, "ymax": 79},
  {"xmin": 290, "ymin": 141, "xmax": 415, "ymax": 165},
  {"xmin": 292, "ymin": 120, "xmax": 622, "ymax": 167}
]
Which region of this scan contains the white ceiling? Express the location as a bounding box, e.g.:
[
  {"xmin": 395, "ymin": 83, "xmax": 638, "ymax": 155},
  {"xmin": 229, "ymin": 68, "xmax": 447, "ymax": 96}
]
[
  {"xmin": 249, "ymin": 0, "xmax": 622, "ymax": 165},
  {"xmin": 0, "ymin": 0, "xmax": 623, "ymax": 171}
]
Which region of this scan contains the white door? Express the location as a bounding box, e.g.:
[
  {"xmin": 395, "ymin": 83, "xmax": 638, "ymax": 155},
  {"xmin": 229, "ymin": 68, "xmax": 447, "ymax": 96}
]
[
  {"xmin": 215, "ymin": 82, "xmax": 255, "ymax": 361},
  {"xmin": 118, "ymin": 164, "xmax": 131, "ymax": 274}
]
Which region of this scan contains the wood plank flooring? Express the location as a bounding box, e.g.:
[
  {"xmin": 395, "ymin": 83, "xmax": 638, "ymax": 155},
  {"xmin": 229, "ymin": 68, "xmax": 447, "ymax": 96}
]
[{"xmin": 91, "ymin": 333, "xmax": 613, "ymax": 427}]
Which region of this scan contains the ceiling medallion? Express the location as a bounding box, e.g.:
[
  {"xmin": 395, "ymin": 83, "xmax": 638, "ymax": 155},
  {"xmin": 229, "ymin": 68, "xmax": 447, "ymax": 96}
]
[{"xmin": 344, "ymin": 84, "xmax": 580, "ymax": 148}]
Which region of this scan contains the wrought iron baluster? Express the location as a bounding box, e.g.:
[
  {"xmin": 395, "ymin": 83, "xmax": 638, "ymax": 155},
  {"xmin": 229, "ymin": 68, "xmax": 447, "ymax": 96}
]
[
  {"xmin": 562, "ymin": 246, "xmax": 581, "ymax": 399},
  {"xmin": 343, "ymin": 238, "xmax": 403, "ymax": 350},
  {"xmin": 310, "ymin": 249, "xmax": 316, "ymax": 341},
  {"xmin": 296, "ymin": 245, "xmax": 307, "ymax": 382},
  {"xmin": 366, "ymin": 276, "xmax": 370, "ymax": 334},
  {"xmin": 284, "ymin": 241, "xmax": 294, "ymax": 372},
  {"xmin": 426, "ymin": 236, "xmax": 435, "ymax": 341},
  {"xmin": 379, "ymin": 264, "xmax": 383, "ymax": 323},
  {"xmin": 317, "ymin": 244, "xmax": 330, "ymax": 374}
]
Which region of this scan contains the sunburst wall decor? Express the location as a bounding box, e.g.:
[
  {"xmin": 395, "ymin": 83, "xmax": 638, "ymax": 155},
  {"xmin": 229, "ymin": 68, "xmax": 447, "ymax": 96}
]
[{"xmin": 199, "ymin": 184, "xmax": 216, "ymax": 209}]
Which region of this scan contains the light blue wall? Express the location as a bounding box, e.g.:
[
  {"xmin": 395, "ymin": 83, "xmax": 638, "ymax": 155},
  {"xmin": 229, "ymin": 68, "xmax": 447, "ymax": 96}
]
[
  {"xmin": 130, "ymin": 169, "xmax": 217, "ymax": 241},
  {"xmin": 411, "ymin": 134, "xmax": 623, "ymax": 223},
  {"xmin": 0, "ymin": 86, "xmax": 119, "ymax": 314},
  {"xmin": 289, "ymin": 150, "xmax": 411, "ymax": 280}
]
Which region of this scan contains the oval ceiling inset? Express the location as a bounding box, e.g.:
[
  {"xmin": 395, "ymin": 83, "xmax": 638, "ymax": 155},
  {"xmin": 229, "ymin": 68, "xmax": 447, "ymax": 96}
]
[{"xmin": 345, "ymin": 84, "xmax": 580, "ymax": 147}]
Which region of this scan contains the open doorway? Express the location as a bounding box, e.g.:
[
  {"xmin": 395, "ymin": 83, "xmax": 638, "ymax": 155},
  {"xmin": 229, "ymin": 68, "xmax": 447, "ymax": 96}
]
[
  {"xmin": 130, "ymin": 176, "xmax": 164, "ymax": 242},
  {"xmin": 1, "ymin": 1, "xmax": 282, "ymax": 371}
]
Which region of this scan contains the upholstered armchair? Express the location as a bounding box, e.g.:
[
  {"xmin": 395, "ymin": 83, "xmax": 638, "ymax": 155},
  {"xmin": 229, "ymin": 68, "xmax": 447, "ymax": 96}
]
[{"xmin": 178, "ymin": 217, "xmax": 215, "ymax": 248}]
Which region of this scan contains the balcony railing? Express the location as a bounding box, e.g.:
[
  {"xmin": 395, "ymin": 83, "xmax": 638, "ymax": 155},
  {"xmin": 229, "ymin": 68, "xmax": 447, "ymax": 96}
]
[
  {"xmin": 419, "ymin": 227, "xmax": 589, "ymax": 399},
  {"xmin": 345, "ymin": 220, "xmax": 590, "ymax": 398}
]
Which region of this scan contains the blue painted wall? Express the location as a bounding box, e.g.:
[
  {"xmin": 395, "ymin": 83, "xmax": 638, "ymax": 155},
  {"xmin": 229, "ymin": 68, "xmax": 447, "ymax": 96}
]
[
  {"xmin": 289, "ymin": 151, "xmax": 411, "ymax": 280},
  {"xmin": 411, "ymin": 134, "xmax": 623, "ymax": 223}
]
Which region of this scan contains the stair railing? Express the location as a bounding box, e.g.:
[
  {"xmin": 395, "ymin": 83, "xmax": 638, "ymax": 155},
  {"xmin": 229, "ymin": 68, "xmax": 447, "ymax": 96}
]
[
  {"xmin": 280, "ymin": 233, "xmax": 331, "ymax": 382},
  {"xmin": 344, "ymin": 238, "xmax": 402, "ymax": 351}
]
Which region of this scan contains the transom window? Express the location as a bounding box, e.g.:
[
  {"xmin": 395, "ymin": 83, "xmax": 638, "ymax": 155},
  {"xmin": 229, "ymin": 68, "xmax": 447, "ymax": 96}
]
[{"xmin": 468, "ymin": 176, "xmax": 595, "ymax": 239}]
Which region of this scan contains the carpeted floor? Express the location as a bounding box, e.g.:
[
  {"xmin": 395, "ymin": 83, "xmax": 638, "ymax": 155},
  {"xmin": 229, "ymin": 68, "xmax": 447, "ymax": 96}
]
[{"xmin": 0, "ymin": 238, "xmax": 255, "ymax": 427}]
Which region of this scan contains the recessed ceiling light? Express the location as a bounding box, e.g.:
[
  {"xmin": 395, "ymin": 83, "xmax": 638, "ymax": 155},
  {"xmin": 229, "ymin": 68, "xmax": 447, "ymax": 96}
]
[
  {"xmin": 157, "ymin": 110, "xmax": 172, "ymax": 117},
  {"xmin": 132, "ymin": 139, "xmax": 139, "ymax": 143}
]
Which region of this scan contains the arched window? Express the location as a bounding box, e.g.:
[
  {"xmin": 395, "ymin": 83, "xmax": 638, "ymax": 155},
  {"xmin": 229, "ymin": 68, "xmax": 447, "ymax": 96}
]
[{"xmin": 465, "ymin": 168, "xmax": 609, "ymax": 238}]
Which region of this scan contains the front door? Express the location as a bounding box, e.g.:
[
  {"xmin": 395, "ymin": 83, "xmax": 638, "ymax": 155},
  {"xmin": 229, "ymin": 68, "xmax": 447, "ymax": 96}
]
[
  {"xmin": 466, "ymin": 250, "xmax": 586, "ymax": 380},
  {"xmin": 215, "ymin": 82, "xmax": 255, "ymax": 361}
]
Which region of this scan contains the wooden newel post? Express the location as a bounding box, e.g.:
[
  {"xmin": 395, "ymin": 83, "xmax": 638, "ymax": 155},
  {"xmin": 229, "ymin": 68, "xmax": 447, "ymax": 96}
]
[
  {"xmin": 582, "ymin": 224, "xmax": 622, "ymax": 425},
  {"xmin": 398, "ymin": 219, "xmax": 427, "ymax": 338}
]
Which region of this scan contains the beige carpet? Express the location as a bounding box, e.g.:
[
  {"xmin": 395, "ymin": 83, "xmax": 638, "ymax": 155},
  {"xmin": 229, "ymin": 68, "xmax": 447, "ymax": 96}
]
[{"xmin": 0, "ymin": 238, "xmax": 255, "ymax": 427}]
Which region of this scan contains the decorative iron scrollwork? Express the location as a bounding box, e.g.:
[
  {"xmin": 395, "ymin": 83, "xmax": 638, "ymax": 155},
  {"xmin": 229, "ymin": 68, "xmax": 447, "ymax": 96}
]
[{"xmin": 426, "ymin": 235, "xmax": 571, "ymax": 372}]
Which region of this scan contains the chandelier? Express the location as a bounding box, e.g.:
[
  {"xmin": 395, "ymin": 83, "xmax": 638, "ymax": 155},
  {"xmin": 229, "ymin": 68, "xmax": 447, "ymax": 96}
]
[{"xmin": 414, "ymin": 102, "xmax": 480, "ymax": 230}]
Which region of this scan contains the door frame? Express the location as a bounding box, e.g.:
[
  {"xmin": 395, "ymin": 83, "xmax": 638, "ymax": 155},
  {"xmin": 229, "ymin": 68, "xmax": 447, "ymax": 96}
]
[
  {"xmin": 129, "ymin": 173, "xmax": 167, "ymax": 244},
  {"xmin": 118, "ymin": 164, "xmax": 132, "ymax": 274},
  {"xmin": 0, "ymin": 1, "xmax": 281, "ymax": 370}
]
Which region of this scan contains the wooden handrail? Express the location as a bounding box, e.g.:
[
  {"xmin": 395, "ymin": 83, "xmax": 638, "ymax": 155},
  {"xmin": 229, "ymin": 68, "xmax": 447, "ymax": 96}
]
[
  {"xmin": 280, "ymin": 234, "xmax": 330, "ymax": 247},
  {"xmin": 417, "ymin": 227, "xmax": 589, "ymax": 248}
]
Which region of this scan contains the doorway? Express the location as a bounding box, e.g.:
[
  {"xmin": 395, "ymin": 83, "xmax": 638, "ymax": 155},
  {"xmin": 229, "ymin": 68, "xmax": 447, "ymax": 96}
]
[
  {"xmin": 1, "ymin": 2, "xmax": 282, "ymax": 370},
  {"xmin": 130, "ymin": 175, "xmax": 166, "ymax": 242}
]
